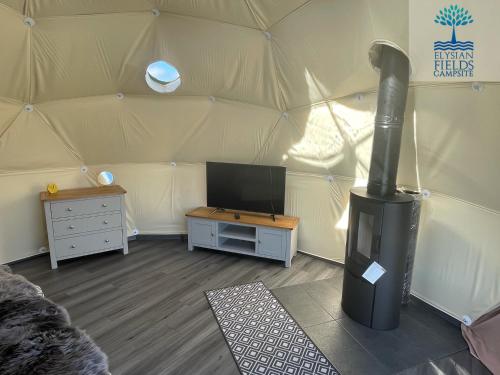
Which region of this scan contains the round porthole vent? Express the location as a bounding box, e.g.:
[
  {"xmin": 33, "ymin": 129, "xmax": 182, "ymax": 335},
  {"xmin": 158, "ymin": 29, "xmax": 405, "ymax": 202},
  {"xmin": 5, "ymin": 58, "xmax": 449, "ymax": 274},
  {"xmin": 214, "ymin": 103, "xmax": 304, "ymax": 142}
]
[{"xmin": 145, "ymin": 60, "xmax": 181, "ymax": 93}]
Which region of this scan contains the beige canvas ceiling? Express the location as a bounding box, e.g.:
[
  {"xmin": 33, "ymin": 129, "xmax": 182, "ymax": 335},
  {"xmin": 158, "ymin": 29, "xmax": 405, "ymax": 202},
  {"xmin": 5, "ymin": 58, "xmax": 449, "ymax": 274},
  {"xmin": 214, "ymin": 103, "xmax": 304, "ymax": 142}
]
[{"xmin": 0, "ymin": 0, "xmax": 498, "ymax": 322}]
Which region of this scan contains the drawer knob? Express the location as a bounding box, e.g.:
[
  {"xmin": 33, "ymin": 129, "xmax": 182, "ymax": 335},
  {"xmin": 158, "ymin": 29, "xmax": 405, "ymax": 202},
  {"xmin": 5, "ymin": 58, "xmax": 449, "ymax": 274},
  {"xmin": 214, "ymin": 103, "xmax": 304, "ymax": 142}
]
[
  {"xmin": 66, "ymin": 208, "xmax": 72, "ymax": 212},
  {"xmin": 103, "ymin": 220, "xmax": 109, "ymax": 225},
  {"xmin": 102, "ymin": 203, "xmax": 108, "ymax": 208},
  {"xmin": 211, "ymin": 233, "xmax": 214, "ymax": 237},
  {"xmin": 105, "ymin": 239, "xmax": 110, "ymax": 243},
  {"xmin": 69, "ymin": 225, "xmax": 75, "ymax": 230},
  {"xmin": 71, "ymin": 244, "xmax": 76, "ymax": 248}
]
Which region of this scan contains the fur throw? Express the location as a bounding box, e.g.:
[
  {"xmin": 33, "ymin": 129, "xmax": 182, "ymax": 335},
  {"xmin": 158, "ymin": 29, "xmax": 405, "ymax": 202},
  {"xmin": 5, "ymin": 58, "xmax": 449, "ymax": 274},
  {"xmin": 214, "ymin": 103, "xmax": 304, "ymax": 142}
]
[
  {"xmin": 0, "ymin": 265, "xmax": 109, "ymax": 375},
  {"xmin": 0, "ymin": 265, "xmax": 44, "ymax": 300}
]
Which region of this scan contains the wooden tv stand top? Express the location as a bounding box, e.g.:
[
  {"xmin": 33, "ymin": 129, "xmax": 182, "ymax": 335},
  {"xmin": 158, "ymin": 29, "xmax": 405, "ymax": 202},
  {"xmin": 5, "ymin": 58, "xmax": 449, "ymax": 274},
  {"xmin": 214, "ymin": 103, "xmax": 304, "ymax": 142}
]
[{"xmin": 186, "ymin": 207, "xmax": 299, "ymax": 230}]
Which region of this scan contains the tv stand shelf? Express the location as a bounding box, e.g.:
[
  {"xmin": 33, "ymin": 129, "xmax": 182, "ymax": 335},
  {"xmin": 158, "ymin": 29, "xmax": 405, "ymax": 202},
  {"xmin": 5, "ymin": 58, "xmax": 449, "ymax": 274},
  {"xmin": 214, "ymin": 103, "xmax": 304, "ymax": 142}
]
[
  {"xmin": 219, "ymin": 237, "xmax": 255, "ymax": 253},
  {"xmin": 219, "ymin": 223, "xmax": 256, "ymax": 242},
  {"xmin": 186, "ymin": 207, "xmax": 299, "ymax": 267}
]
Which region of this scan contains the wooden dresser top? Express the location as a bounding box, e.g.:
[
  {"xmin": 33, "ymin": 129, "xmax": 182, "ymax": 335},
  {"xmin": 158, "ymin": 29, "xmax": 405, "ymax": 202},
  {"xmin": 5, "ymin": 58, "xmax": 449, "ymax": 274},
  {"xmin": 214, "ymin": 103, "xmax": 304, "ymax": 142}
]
[
  {"xmin": 186, "ymin": 207, "xmax": 299, "ymax": 230},
  {"xmin": 40, "ymin": 185, "xmax": 126, "ymax": 202}
]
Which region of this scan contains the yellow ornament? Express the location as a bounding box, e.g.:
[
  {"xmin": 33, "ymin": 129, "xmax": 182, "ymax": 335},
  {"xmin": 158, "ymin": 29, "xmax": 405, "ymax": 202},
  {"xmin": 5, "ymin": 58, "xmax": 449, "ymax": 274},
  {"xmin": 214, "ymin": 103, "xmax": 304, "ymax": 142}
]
[{"xmin": 47, "ymin": 183, "xmax": 59, "ymax": 194}]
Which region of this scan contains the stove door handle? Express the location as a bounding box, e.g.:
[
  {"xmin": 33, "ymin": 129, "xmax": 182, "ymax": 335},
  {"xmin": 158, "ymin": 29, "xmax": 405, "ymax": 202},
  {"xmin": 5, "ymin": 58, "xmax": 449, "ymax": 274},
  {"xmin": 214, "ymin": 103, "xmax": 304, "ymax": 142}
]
[{"xmin": 372, "ymin": 234, "xmax": 381, "ymax": 258}]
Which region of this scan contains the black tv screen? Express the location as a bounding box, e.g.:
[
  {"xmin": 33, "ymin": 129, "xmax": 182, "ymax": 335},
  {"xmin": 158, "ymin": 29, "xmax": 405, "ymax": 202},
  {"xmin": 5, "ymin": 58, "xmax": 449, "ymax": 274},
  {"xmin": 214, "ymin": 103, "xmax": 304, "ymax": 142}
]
[{"xmin": 206, "ymin": 162, "xmax": 286, "ymax": 215}]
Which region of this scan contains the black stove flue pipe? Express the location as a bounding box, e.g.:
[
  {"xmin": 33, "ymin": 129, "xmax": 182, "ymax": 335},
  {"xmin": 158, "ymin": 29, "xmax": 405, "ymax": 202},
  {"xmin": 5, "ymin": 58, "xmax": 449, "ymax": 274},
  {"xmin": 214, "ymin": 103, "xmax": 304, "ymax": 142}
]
[{"xmin": 367, "ymin": 45, "xmax": 410, "ymax": 197}]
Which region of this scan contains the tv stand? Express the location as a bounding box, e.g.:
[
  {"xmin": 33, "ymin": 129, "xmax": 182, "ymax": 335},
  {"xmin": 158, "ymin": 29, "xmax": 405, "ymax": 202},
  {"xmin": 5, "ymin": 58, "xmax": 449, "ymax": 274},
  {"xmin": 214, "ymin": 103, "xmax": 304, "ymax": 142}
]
[{"xmin": 186, "ymin": 207, "xmax": 299, "ymax": 267}]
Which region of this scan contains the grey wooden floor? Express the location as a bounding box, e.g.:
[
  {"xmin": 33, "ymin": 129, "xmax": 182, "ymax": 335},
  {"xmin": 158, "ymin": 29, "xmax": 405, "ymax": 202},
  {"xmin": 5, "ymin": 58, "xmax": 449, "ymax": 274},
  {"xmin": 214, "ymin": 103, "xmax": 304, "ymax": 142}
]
[{"xmin": 11, "ymin": 239, "xmax": 342, "ymax": 375}]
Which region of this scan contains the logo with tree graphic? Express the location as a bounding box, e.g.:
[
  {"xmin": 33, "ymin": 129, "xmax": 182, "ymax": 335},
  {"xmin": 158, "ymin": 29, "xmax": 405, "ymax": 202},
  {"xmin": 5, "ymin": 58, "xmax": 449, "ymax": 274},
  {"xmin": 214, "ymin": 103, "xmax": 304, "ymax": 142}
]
[
  {"xmin": 434, "ymin": 4, "xmax": 474, "ymax": 78},
  {"xmin": 433, "ymin": 4, "xmax": 475, "ymax": 78},
  {"xmin": 434, "ymin": 5, "xmax": 474, "ymax": 48}
]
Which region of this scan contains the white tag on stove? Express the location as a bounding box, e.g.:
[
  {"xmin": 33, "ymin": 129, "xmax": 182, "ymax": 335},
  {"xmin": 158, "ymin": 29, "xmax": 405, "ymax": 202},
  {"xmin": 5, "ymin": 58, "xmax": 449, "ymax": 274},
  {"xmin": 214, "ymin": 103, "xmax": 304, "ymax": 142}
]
[{"xmin": 362, "ymin": 261, "xmax": 386, "ymax": 284}]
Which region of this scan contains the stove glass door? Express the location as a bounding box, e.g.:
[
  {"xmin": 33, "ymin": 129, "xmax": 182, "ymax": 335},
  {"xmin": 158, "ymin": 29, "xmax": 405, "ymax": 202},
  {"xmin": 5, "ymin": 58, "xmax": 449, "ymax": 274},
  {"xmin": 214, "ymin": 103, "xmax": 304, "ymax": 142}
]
[
  {"xmin": 347, "ymin": 202, "xmax": 383, "ymax": 275},
  {"xmin": 357, "ymin": 212, "xmax": 374, "ymax": 259}
]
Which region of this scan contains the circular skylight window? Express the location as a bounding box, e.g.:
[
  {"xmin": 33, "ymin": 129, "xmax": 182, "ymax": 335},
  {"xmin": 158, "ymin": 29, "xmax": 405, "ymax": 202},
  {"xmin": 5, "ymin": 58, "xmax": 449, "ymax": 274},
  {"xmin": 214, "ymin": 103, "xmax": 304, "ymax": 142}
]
[{"xmin": 145, "ymin": 60, "xmax": 181, "ymax": 93}]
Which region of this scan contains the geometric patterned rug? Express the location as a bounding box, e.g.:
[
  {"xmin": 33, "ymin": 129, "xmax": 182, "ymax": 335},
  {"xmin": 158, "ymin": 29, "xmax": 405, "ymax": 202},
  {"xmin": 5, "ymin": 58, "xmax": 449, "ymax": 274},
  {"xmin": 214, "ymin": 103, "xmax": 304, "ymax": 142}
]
[{"xmin": 205, "ymin": 281, "xmax": 340, "ymax": 375}]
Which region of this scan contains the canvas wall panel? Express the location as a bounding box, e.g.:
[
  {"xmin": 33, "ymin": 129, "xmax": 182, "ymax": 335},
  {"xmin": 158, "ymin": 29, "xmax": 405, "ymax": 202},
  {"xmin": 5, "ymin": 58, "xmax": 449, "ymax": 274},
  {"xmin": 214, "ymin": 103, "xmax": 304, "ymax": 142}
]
[
  {"xmin": 270, "ymin": 0, "xmax": 377, "ymax": 109},
  {"xmin": 396, "ymin": 88, "xmax": 419, "ymax": 189},
  {"xmin": 38, "ymin": 95, "xmax": 212, "ymax": 165},
  {"xmin": 0, "ymin": 108, "xmax": 81, "ymax": 172},
  {"xmin": 31, "ymin": 13, "xmax": 156, "ymax": 102},
  {"xmin": 28, "ymin": 0, "xmax": 152, "ymax": 17},
  {"xmin": 285, "ymin": 173, "xmax": 353, "ymax": 263},
  {"xmin": 0, "ymin": 0, "xmax": 24, "ymax": 13},
  {"xmin": 410, "ymin": 85, "xmax": 499, "ymax": 211},
  {"xmin": 366, "ymin": 0, "xmax": 409, "ymax": 54},
  {"xmin": 38, "ymin": 96, "xmax": 286, "ymax": 167},
  {"xmin": 286, "ymin": 104, "xmax": 345, "ymax": 175},
  {"xmin": 0, "ymin": 99, "xmax": 22, "ymax": 135},
  {"xmin": 155, "ymin": 0, "xmax": 258, "ymax": 29},
  {"xmin": 30, "ymin": 11, "xmax": 281, "ymax": 108},
  {"xmin": 151, "ymin": 14, "xmax": 283, "ymax": 109},
  {"xmin": 173, "ymin": 99, "xmax": 281, "ymax": 164},
  {"xmin": 256, "ymin": 95, "xmax": 377, "ymax": 178},
  {"xmin": 246, "ymin": 0, "xmax": 310, "ymax": 29},
  {"xmin": 327, "ymin": 94, "xmax": 378, "ymax": 179},
  {"xmin": 254, "ymin": 109, "xmax": 330, "ymax": 175},
  {"xmin": 0, "ymin": 6, "xmax": 29, "ymax": 101},
  {"xmin": 412, "ymin": 193, "xmax": 500, "ymax": 320},
  {"xmin": 28, "ymin": 0, "xmax": 259, "ymax": 28}
]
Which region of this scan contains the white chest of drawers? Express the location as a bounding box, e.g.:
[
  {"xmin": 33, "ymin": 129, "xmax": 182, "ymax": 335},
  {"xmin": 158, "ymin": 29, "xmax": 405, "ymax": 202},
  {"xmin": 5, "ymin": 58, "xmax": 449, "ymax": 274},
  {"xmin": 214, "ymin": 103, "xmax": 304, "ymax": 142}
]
[{"xmin": 40, "ymin": 186, "xmax": 128, "ymax": 269}]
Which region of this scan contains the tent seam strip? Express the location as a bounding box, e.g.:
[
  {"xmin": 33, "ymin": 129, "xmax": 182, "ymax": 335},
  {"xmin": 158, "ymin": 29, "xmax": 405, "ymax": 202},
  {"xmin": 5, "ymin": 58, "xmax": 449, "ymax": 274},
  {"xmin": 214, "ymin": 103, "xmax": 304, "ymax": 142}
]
[
  {"xmin": 27, "ymin": 0, "xmax": 32, "ymax": 103},
  {"xmin": 117, "ymin": 17, "xmax": 155, "ymax": 83},
  {"xmin": 3, "ymin": 80, "xmax": 499, "ymax": 115},
  {"xmin": 251, "ymin": 113, "xmax": 284, "ymax": 164},
  {"xmin": 26, "ymin": 94, "xmax": 282, "ymax": 112},
  {"xmin": 241, "ymin": 0, "xmax": 266, "ymax": 30},
  {"xmin": 239, "ymin": 1, "xmax": 290, "ymax": 111},
  {"xmin": 0, "ymin": 108, "xmax": 24, "ymax": 140},
  {"xmin": 286, "ymin": 81, "xmax": 500, "ymax": 112},
  {"xmin": 33, "ymin": 107, "xmax": 85, "ymax": 163},
  {"xmin": 287, "ymin": 114, "xmax": 330, "ymax": 173},
  {"xmin": 267, "ymin": 0, "xmax": 313, "ymax": 31},
  {"xmin": 325, "ymin": 100, "xmax": 363, "ymax": 176},
  {"xmin": 268, "ymin": 40, "xmax": 288, "ymax": 111},
  {"xmin": 26, "ymin": 9, "xmax": 262, "ymax": 32}
]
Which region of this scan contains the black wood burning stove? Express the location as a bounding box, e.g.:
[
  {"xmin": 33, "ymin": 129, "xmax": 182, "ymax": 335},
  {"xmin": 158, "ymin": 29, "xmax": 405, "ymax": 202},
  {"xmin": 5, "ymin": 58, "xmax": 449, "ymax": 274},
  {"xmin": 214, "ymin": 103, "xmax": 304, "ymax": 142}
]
[
  {"xmin": 342, "ymin": 189, "xmax": 413, "ymax": 329},
  {"xmin": 341, "ymin": 44, "xmax": 418, "ymax": 330}
]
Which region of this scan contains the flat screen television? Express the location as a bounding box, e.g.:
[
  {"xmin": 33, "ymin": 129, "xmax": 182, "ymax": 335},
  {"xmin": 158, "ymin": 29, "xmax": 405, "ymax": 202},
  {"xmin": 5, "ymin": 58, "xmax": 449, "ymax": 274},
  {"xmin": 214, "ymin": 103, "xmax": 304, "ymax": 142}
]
[{"xmin": 206, "ymin": 162, "xmax": 286, "ymax": 215}]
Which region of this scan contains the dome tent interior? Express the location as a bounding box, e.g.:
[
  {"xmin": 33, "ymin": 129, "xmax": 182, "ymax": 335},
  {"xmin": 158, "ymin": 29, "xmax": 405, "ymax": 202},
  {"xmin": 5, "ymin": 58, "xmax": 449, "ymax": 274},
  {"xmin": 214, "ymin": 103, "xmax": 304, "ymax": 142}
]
[{"xmin": 0, "ymin": 1, "xmax": 498, "ymax": 374}]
